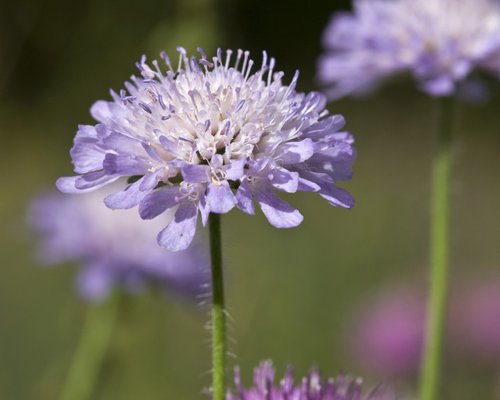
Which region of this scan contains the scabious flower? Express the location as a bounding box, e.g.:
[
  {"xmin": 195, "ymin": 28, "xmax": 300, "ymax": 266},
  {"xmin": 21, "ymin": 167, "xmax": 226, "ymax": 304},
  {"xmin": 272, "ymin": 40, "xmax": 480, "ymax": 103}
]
[
  {"xmin": 318, "ymin": 0, "xmax": 500, "ymax": 99},
  {"xmin": 226, "ymin": 360, "xmax": 395, "ymax": 400},
  {"xmin": 57, "ymin": 48, "xmax": 356, "ymax": 251},
  {"xmin": 29, "ymin": 187, "xmax": 210, "ymax": 302}
]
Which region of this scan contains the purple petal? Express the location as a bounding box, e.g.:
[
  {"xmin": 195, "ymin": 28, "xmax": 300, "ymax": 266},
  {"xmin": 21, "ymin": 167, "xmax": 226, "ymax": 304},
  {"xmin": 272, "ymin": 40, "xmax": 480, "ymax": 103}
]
[
  {"xmin": 420, "ymin": 76, "xmax": 455, "ymax": 96},
  {"xmin": 104, "ymin": 178, "xmax": 147, "ymax": 209},
  {"xmin": 103, "ymin": 132, "xmax": 145, "ymax": 155},
  {"xmin": 303, "ymin": 115, "xmax": 346, "ymax": 138},
  {"xmin": 139, "ymin": 169, "xmax": 162, "ymax": 191},
  {"xmin": 75, "ymin": 124, "xmax": 98, "ymax": 140},
  {"xmin": 138, "ymin": 186, "xmax": 179, "ymax": 219},
  {"xmin": 159, "ymin": 135, "xmax": 181, "ymax": 154},
  {"xmin": 70, "ymin": 126, "xmax": 105, "ymax": 173},
  {"xmin": 103, "ymin": 153, "xmax": 148, "ymax": 175},
  {"xmin": 225, "ymin": 159, "xmax": 245, "ymax": 180},
  {"xmin": 297, "ymin": 177, "xmax": 321, "ymax": 192},
  {"xmin": 253, "ymin": 360, "xmax": 276, "ymax": 391},
  {"xmin": 181, "ymin": 164, "xmax": 209, "ymax": 183},
  {"xmin": 198, "ymin": 193, "xmax": 210, "ymax": 226},
  {"xmin": 73, "ymin": 172, "xmax": 118, "ymax": 191},
  {"xmin": 268, "ymin": 167, "xmax": 299, "ymax": 193},
  {"xmin": 142, "ymin": 143, "xmax": 164, "ymax": 162},
  {"xmin": 56, "ymin": 176, "xmax": 87, "ymax": 193},
  {"xmin": 235, "ymin": 180, "xmax": 255, "ymax": 215},
  {"xmin": 327, "ymin": 131, "xmax": 354, "ymax": 144},
  {"xmin": 207, "ymin": 181, "xmax": 236, "ymax": 213},
  {"xmin": 157, "ymin": 202, "xmax": 198, "ymax": 251},
  {"xmin": 255, "ymin": 190, "xmax": 303, "ymax": 228},
  {"xmin": 90, "ymin": 100, "xmax": 118, "ymax": 122},
  {"xmin": 76, "ymin": 262, "xmax": 114, "ymax": 302},
  {"xmin": 94, "ymin": 123, "xmax": 109, "ymax": 139},
  {"xmin": 320, "ymin": 185, "xmax": 355, "ymax": 208},
  {"xmin": 275, "ymin": 139, "xmax": 314, "ymax": 164}
]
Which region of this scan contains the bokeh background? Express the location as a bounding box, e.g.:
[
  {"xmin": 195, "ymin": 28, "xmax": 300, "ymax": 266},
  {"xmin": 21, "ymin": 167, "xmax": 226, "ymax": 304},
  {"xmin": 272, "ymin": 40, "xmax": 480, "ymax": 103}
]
[{"xmin": 1, "ymin": 0, "xmax": 500, "ymax": 399}]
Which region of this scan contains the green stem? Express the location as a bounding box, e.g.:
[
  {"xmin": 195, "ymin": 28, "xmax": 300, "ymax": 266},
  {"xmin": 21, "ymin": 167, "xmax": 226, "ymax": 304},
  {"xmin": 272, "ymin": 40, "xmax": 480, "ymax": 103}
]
[
  {"xmin": 419, "ymin": 96, "xmax": 454, "ymax": 400},
  {"xmin": 209, "ymin": 213, "xmax": 226, "ymax": 400},
  {"xmin": 59, "ymin": 292, "xmax": 121, "ymax": 400}
]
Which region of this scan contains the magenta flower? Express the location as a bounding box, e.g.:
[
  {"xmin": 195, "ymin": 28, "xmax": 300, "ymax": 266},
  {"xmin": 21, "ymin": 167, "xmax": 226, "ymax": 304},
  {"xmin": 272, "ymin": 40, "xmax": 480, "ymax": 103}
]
[
  {"xmin": 227, "ymin": 360, "xmax": 395, "ymax": 400},
  {"xmin": 318, "ymin": 0, "xmax": 500, "ymax": 99},
  {"xmin": 349, "ymin": 277, "xmax": 500, "ymax": 377},
  {"xmin": 349, "ymin": 287, "xmax": 426, "ymax": 378},
  {"xmin": 57, "ymin": 48, "xmax": 356, "ymax": 251},
  {"xmin": 449, "ymin": 278, "xmax": 500, "ymax": 364},
  {"xmin": 29, "ymin": 187, "xmax": 210, "ymax": 302}
]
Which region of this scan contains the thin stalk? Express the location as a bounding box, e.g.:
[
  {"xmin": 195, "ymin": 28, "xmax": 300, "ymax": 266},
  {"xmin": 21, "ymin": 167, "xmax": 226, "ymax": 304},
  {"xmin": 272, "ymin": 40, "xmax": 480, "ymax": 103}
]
[
  {"xmin": 209, "ymin": 213, "xmax": 226, "ymax": 400},
  {"xmin": 59, "ymin": 292, "xmax": 121, "ymax": 400},
  {"xmin": 419, "ymin": 96, "xmax": 455, "ymax": 400}
]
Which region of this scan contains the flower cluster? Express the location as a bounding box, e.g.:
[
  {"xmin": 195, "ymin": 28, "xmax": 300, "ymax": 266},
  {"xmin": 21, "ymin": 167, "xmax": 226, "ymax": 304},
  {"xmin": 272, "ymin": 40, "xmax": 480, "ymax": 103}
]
[
  {"xmin": 227, "ymin": 360, "xmax": 394, "ymax": 400},
  {"xmin": 57, "ymin": 48, "xmax": 356, "ymax": 251},
  {"xmin": 318, "ymin": 0, "xmax": 500, "ymax": 99},
  {"xmin": 29, "ymin": 187, "xmax": 210, "ymax": 301}
]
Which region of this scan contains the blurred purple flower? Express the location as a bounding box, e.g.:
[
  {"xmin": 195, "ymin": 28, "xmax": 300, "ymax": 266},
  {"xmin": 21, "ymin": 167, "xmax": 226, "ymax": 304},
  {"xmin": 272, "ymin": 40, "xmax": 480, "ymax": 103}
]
[
  {"xmin": 57, "ymin": 48, "xmax": 356, "ymax": 251},
  {"xmin": 449, "ymin": 278, "xmax": 500, "ymax": 364},
  {"xmin": 29, "ymin": 187, "xmax": 210, "ymax": 302},
  {"xmin": 318, "ymin": 0, "xmax": 500, "ymax": 99},
  {"xmin": 227, "ymin": 360, "xmax": 395, "ymax": 400},
  {"xmin": 349, "ymin": 277, "xmax": 500, "ymax": 378},
  {"xmin": 349, "ymin": 287, "xmax": 426, "ymax": 378}
]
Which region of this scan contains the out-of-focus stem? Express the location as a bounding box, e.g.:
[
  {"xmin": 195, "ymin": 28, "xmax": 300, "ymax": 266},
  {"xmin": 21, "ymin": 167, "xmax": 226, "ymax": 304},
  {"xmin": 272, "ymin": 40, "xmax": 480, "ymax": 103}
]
[
  {"xmin": 59, "ymin": 293, "xmax": 121, "ymax": 400},
  {"xmin": 419, "ymin": 96, "xmax": 454, "ymax": 400}
]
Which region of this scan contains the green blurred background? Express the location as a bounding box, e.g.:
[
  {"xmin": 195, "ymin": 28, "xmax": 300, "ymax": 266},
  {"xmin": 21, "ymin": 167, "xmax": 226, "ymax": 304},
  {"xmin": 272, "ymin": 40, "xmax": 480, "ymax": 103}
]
[{"xmin": 1, "ymin": 0, "xmax": 500, "ymax": 398}]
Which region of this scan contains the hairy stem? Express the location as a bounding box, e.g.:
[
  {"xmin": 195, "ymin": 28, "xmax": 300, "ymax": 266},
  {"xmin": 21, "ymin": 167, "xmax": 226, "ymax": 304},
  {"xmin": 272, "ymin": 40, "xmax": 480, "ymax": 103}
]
[
  {"xmin": 209, "ymin": 213, "xmax": 226, "ymax": 400},
  {"xmin": 59, "ymin": 293, "xmax": 120, "ymax": 400}
]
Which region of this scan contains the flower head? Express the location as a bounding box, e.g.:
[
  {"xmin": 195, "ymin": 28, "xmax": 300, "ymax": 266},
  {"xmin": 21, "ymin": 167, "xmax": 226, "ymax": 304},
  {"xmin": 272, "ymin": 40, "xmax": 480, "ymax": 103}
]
[
  {"xmin": 318, "ymin": 0, "xmax": 500, "ymax": 99},
  {"xmin": 29, "ymin": 187, "xmax": 210, "ymax": 302},
  {"xmin": 227, "ymin": 360, "xmax": 395, "ymax": 400},
  {"xmin": 57, "ymin": 48, "xmax": 356, "ymax": 251}
]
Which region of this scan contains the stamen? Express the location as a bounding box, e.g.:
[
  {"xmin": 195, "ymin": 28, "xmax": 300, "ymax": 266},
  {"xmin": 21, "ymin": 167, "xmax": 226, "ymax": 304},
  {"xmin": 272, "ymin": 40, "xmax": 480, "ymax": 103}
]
[
  {"xmin": 244, "ymin": 59, "xmax": 254, "ymax": 81},
  {"xmin": 234, "ymin": 99, "xmax": 245, "ymax": 112},
  {"xmin": 176, "ymin": 46, "xmax": 188, "ymax": 72},
  {"xmin": 138, "ymin": 102, "xmax": 152, "ymax": 114},
  {"xmin": 216, "ymin": 48, "xmax": 223, "ymax": 65},
  {"xmin": 241, "ymin": 50, "xmax": 250, "ymax": 75},
  {"xmin": 225, "ymin": 49, "xmax": 233, "ymax": 69},
  {"xmin": 160, "ymin": 51, "xmax": 173, "ymax": 71},
  {"xmin": 197, "ymin": 47, "xmax": 208, "ymax": 61},
  {"xmin": 157, "ymin": 94, "xmax": 167, "ymax": 110},
  {"xmin": 260, "ymin": 51, "xmax": 268, "ymax": 78},
  {"xmin": 234, "ymin": 49, "xmax": 244, "ymax": 70},
  {"xmin": 267, "ymin": 57, "xmax": 276, "ymax": 86}
]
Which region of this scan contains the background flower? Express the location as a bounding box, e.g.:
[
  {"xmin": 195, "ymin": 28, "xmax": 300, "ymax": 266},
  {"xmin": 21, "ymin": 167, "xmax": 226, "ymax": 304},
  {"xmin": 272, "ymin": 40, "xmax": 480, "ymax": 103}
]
[
  {"xmin": 57, "ymin": 49, "xmax": 356, "ymax": 251},
  {"xmin": 448, "ymin": 277, "xmax": 500, "ymax": 364},
  {"xmin": 318, "ymin": 0, "xmax": 500, "ymax": 99},
  {"xmin": 227, "ymin": 360, "xmax": 395, "ymax": 400},
  {"xmin": 349, "ymin": 286, "xmax": 426, "ymax": 378},
  {"xmin": 348, "ymin": 277, "xmax": 500, "ymax": 379},
  {"xmin": 29, "ymin": 186, "xmax": 210, "ymax": 302}
]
